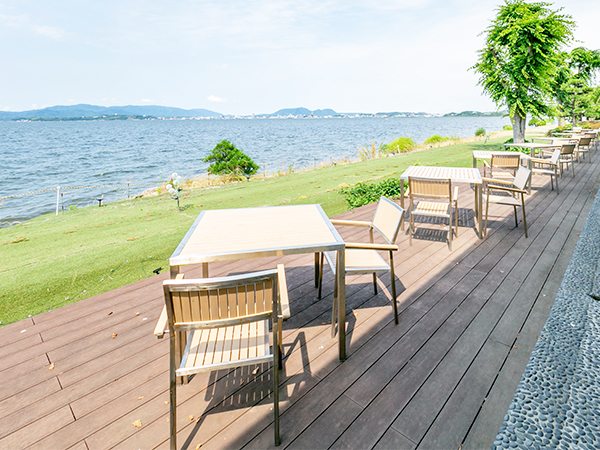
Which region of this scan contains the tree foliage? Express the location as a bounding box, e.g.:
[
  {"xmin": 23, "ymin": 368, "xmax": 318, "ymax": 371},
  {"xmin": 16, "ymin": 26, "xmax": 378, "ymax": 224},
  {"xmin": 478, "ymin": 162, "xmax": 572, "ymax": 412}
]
[
  {"xmin": 472, "ymin": 0, "xmax": 574, "ymax": 142},
  {"xmin": 203, "ymin": 140, "xmax": 259, "ymax": 177},
  {"xmin": 552, "ymin": 47, "xmax": 600, "ymax": 125}
]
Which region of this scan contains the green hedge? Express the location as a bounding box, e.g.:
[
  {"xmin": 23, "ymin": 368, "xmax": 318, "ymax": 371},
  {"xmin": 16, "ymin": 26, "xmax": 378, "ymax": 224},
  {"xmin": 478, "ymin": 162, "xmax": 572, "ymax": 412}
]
[{"xmin": 340, "ymin": 178, "xmax": 405, "ymax": 208}]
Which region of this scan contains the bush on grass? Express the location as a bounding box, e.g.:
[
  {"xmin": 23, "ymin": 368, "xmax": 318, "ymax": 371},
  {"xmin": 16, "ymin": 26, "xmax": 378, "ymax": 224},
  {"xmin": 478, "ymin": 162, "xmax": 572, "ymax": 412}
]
[
  {"xmin": 340, "ymin": 178, "xmax": 404, "ymax": 208},
  {"xmin": 475, "ymin": 127, "xmax": 486, "ymax": 137},
  {"xmin": 203, "ymin": 140, "xmax": 259, "ymax": 178},
  {"xmin": 382, "ymin": 137, "xmax": 417, "ymax": 155}
]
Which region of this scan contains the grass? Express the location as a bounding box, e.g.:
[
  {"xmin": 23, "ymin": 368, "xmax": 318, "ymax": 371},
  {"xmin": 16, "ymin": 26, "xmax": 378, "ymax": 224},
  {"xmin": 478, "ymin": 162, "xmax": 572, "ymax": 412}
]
[{"xmin": 0, "ymin": 133, "xmax": 514, "ymax": 325}]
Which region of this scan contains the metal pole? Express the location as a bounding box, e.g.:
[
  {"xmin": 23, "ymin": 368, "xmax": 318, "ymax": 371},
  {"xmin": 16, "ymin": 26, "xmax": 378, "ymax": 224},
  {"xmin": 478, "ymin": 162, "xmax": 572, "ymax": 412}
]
[{"xmin": 56, "ymin": 186, "xmax": 60, "ymax": 215}]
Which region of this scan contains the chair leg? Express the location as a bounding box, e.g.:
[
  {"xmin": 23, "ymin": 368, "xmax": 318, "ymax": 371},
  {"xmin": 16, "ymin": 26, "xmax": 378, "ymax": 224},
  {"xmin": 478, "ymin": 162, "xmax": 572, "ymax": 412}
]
[
  {"xmin": 513, "ymin": 206, "xmax": 519, "ymax": 228},
  {"xmin": 448, "ymin": 215, "xmax": 453, "ymax": 251},
  {"xmin": 373, "ymin": 273, "xmax": 378, "ymax": 294},
  {"xmin": 521, "ymin": 194, "xmax": 528, "ymax": 238},
  {"xmin": 331, "ymin": 280, "xmax": 338, "ymax": 338},
  {"xmin": 169, "ymin": 336, "xmax": 177, "ymax": 450},
  {"xmin": 484, "ymin": 198, "xmax": 490, "ymax": 237},
  {"xmin": 408, "ymin": 213, "xmax": 413, "ymax": 246},
  {"xmin": 390, "ymin": 251, "xmax": 398, "ymax": 325},
  {"xmin": 273, "ymin": 324, "xmax": 281, "ymax": 446}
]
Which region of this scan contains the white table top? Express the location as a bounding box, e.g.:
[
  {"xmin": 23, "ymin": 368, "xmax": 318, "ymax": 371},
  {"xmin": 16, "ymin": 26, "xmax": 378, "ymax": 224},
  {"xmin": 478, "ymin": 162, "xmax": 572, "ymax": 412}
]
[
  {"xmin": 399, "ymin": 165, "xmax": 482, "ymax": 184},
  {"xmin": 503, "ymin": 142, "xmax": 557, "ymax": 149},
  {"xmin": 473, "ymin": 150, "xmax": 530, "ymax": 160},
  {"xmin": 170, "ymin": 204, "xmax": 345, "ymax": 266}
]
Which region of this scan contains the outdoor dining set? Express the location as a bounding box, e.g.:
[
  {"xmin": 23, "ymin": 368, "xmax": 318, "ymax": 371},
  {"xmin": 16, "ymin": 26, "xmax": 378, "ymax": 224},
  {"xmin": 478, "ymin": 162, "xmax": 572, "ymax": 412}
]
[{"xmin": 152, "ymin": 127, "xmax": 598, "ymax": 449}]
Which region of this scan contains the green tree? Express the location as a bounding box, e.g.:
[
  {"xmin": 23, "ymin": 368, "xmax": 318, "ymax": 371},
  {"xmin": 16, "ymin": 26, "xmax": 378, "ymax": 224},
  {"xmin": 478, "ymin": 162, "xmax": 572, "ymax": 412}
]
[
  {"xmin": 203, "ymin": 140, "xmax": 259, "ymax": 178},
  {"xmin": 472, "ymin": 0, "xmax": 574, "ymax": 143},
  {"xmin": 552, "ymin": 47, "xmax": 600, "ymax": 125}
]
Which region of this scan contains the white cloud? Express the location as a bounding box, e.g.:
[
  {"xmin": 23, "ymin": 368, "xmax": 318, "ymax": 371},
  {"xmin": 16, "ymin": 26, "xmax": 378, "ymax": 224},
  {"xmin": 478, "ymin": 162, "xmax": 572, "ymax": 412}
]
[
  {"xmin": 0, "ymin": 13, "xmax": 65, "ymax": 39},
  {"xmin": 140, "ymin": 98, "xmax": 155, "ymax": 104},
  {"xmin": 207, "ymin": 95, "xmax": 227, "ymax": 103}
]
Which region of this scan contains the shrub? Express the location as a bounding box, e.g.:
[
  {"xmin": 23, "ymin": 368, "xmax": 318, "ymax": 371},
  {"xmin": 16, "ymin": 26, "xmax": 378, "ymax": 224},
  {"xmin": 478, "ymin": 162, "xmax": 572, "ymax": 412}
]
[
  {"xmin": 203, "ymin": 140, "xmax": 259, "ymax": 177},
  {"xmin": 382, "ymin": 137, "xmax": 417, "ymax": 155},
  {"xmin": 340, "ymin": 178, "xmax": 404, "ymax": 208},
  {"xmin": 503, "ymin": 125, "xmax": 513, "ymax": 130},
  {"xmin": 357, "ymin": 142, "xmax": 382, "ymax": 160},
  {"xmin": 424, "ymin": 135, "xmax": 450, "ymax": 144},
  {"xmin": 475, "ymin": 127, "xmax": 486, "ymax": 137}
]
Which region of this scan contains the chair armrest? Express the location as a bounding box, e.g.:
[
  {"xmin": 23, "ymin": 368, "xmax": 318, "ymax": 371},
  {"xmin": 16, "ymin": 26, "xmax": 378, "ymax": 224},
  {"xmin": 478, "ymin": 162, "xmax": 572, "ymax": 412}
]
[
  {"xmin": 330, "ymin": 219, "xmax": 372, "ymax": 227},
  {"xmin": 531, "ymin": 157, "xmax": 556, "ymax": 166},
  {"xmin": 154, "ymin": 306, "xmax": 168, "ymax": 339},
  {"xmin": 481, "ymin": 177, "xmax": 514, "ymax": 185},
  {"xmin": 488, "ymin": 185, "xmax": 527, "ymax": 194},
  {"xmin": 345, "ymin": 242, "xmax": 398, "ymax": 251},
  {"xmin": 277, "ymin": 264, "xmax": 291, "ymax": 320},
  {"xmin": 483, "ymin": 160, "xmax": 491, "ymax": 168}
]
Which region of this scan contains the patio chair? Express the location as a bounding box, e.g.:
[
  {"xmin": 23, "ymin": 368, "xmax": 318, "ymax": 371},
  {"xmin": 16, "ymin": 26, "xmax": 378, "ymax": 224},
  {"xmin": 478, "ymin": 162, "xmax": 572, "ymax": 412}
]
[
  {"xmin": 483, "ymin": 153, "xmax": 521, "ymax": 180},
  {"xmin": 317, "ymin": 196, "xmax": 405, "ymax": 326},
  {"xmin": 407, "ymin": 176, "xmax": 458, "ymax": 251},
  {"xmin": 584, "ymin": 131, "xmax": 597, "ymax": 151},
  {"xmin": 531, "ymin": 149, "xmax": 561, "ymax": 194},
  {"xmin": 576, "ymin": 136, "xmax": 593, "ymax": 162},
  {"xmin": 558, "ymin": 143, "xmax": 577, "ymax": 177},
  {"xmin": 483, "ymin": 166, "xmax": 531, "ymax": 238},
  {"xmin": 158, "ymin": 265, "xmax": 290, "ymax": 449}
]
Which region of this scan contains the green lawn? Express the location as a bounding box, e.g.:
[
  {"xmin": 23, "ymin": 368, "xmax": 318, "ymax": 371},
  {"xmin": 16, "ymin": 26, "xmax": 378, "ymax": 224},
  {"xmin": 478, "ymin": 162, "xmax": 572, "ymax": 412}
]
[{"xmin": 1, "ymin": 134, "xmax": 513, "ymax": 325}]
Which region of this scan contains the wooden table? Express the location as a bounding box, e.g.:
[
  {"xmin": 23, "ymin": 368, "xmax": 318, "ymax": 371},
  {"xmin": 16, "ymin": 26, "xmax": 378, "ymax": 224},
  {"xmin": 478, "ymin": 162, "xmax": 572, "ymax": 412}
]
[
  {"xmin": 399, "ymin": 166, "xmax": 484, "ymax": 238},
  {"xmin": 169, "ymin": 204, "xmax": 348, "ymax": 360},
  {"xmin": 503, "ymin": 142, "xmax": 558, "ymax": 158}
]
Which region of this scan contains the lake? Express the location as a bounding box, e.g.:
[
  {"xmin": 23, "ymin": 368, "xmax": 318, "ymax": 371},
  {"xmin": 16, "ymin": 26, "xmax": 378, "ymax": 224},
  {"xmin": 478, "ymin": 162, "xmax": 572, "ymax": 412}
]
[{"xmin": 0, "ymin": 116, "xmax": 510, "ymax": 223}]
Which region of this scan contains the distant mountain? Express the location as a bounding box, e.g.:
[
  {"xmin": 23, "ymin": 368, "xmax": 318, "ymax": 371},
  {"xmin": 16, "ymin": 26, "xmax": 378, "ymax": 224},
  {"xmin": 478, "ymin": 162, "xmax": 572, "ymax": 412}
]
[
  {"xmin": 270, "ymin": 107, "xmax": 338, "ymax": 117},
  {"xmin": 0, "ymin": 104, "xmax": 222, "ymax": 120},
  {"xmin": 444, "ymin": 110, "xmax": 506, "ymax": 117}
]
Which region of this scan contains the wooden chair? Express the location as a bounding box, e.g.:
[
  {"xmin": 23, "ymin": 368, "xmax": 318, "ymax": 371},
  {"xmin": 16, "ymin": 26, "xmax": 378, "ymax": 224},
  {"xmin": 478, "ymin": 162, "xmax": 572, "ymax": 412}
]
[
  {"xmin": 407, "ymin": 177, "xmax": 458, "ymax": 250},
  {"xmin": 584, "ymin": 131, "xmax": 597, "ymax": 151},
  {"xmin": 558, "ymin": 143, "xmax": 577, "ymax": 177},
  {"xmin": 156, "ymin": 265, "xmax": 290, "ymax": 449},
  {"xmin": 483, "ymin": 166, "xmax": 531, "ymax": 238},
  {"xmin": 483, "ymin": 153, "xmax": 521, "ymax": 180},
  {"xmin": 531, "ymin": 149, "xmax": 561, "ymax": 194},
  {"xmin": 317, "ymin": 196, "xmax": 405, "ymax": 326},
  {"xmin": 576, "ymin": 136, "xmax": 593, "ymax": 162}
]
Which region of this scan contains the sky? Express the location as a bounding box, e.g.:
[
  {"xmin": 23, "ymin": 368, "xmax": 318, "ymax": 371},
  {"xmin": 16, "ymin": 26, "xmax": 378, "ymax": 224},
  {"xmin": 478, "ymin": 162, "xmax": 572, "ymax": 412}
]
[{"xmin": 1, "ymin": 0, "xmax": 599, "ymax": 116}]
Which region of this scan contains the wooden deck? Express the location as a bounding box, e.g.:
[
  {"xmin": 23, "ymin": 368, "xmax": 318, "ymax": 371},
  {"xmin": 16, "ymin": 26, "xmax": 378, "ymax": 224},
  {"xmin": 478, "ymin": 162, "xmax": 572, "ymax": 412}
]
[{"xmin": 2, "ymin": 157, "xmax": 600, "ymax": 450}]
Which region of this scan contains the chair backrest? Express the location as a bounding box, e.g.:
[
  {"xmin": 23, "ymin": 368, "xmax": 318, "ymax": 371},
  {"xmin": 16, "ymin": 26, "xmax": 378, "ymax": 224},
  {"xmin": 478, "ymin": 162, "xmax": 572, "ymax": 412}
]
[
  {"xmin": 371, "ymin": 196, "xmax": 405, "ymax": 245},
  {"xmin": 578, "ymin": 137, "xmax": 592, "ymax": 146},
  {"xmin": 408, "ymin": 177, "xmax": 452, "ymax": 200},
  {"xmin": 513, "ymin": 167, "xmax": 531, "ymax": 191},
  {"xmin": 163, "ymin": 269, "xmax": 278, "ymax": 332},
  {"xmin": 491, "ymin": 153, "xmax": 520, "ymax": 169},
  {"xmin": 561, "ymin": 143, "xmax": 576, "ymax": 155},
  {"xmin": 584, "ymin": 132, "xmax": 595, "ymax": 138},
  {"xmin": 550, "ymin": 149, "xmax": 561, "ymax": 165}
]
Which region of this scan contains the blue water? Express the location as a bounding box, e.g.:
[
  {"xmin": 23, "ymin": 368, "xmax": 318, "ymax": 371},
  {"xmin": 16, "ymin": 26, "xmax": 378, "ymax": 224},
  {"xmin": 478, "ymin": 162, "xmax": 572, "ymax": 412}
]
[{"xmin": 0, "ymin": 116, "xmax": 509, "ymax": 223}]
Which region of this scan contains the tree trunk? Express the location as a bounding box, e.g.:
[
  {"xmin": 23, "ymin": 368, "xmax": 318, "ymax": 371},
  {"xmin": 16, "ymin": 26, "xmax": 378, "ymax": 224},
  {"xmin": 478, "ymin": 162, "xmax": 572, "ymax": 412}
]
[{"xmin": 512, "ymin": 111, "xmax": 526, "ymax": 143}]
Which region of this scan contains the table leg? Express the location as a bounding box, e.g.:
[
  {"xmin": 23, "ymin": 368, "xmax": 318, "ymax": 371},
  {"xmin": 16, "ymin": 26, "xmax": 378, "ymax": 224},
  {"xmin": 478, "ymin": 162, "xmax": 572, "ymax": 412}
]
[
  {"xmin": 336, "ymin": 249, "xmax": 346, "ymax": 361},
  {"xmin": 476, "ymin": 184, "xmax": 484, "ymax": 238},
  {"xmin": 400, "ymin": 180, "xmax": 406, "ymax": 231},
  {"xmin": 314, "ymin": 252, "xmax": 320, "ymax": 287},
  {"xmin": 202, "ymin": 262, "xmax": 209, "ymax": 278}
]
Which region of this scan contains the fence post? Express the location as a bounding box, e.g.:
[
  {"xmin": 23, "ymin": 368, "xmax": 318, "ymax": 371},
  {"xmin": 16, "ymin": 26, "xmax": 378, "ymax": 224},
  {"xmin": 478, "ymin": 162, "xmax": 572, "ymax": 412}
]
[{"xmin": 56, "ymin": 186, "xmax": 60, "ymax": 215}]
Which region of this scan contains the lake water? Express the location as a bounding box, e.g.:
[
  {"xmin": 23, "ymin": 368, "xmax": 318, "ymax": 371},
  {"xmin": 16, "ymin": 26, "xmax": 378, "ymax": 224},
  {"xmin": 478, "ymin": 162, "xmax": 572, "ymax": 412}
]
[{"xmin": 0, "ymin": 116, "xmax": 510, "ymax": 224}]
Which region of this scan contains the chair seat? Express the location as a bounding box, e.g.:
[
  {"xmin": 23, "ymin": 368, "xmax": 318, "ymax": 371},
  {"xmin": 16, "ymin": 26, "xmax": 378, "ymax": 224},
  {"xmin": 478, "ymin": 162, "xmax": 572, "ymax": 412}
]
[
  {"xmin": 324, "ymin": 249, "xmax": 390, "ymax": 275},
  {"xmin": 532, "ymin": 168, "xmax": 556, "ymax": 176},
  {"xmin": 485, "ymin": 194, "xmax": 522, "ymax": 207},
  {"xmin": 178, "ymin": 321, "xmax": 272, "ymax": 376},
  {"xmin": 412, "ymin": 200, "xmax": 452, "ymax": 217}
]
